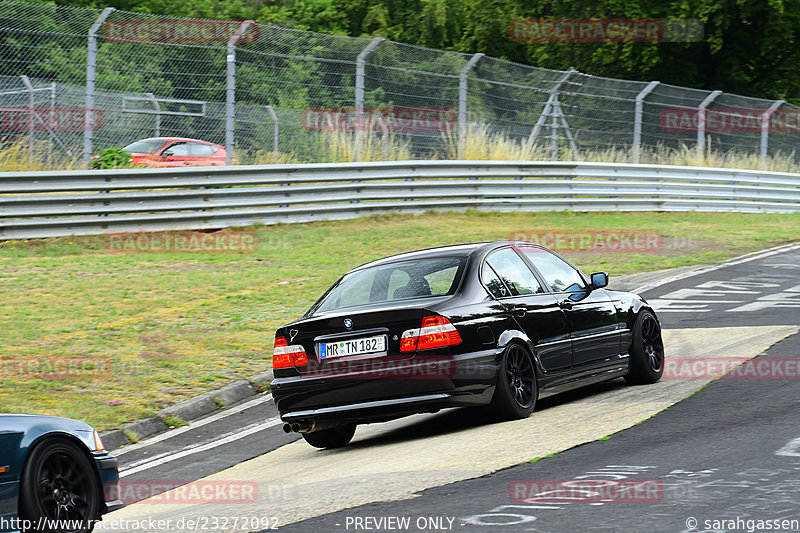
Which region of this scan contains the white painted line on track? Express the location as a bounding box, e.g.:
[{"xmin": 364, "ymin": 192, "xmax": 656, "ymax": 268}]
[
  {"xmin": 633, "ymin": 242, "xmax": 800, "ymax": 294},
  {"xmin": 775, "ymin": 438, "xmax": 800, "ymax": 457},
  {"xmin": 119, "ymin": 416, "xmax": 282, "ymax": 477},
  {"xmin": 114, "ymin": 393, "xmax": 273, "ymax": 456}
]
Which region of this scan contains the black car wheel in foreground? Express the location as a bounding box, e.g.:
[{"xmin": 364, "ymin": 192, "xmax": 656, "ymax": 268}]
[
  {"xmin": 271, "ymin": 241, "xmax": 664, "ymax": 449},
  {"xmin": 0, "ymin": 414, "xmax": 122, "ymax": 533}
]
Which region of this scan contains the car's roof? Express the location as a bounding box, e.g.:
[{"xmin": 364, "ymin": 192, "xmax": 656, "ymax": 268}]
[
  {"xmin": 349, "ymin": 241, "xmax": 520, "ymax": 272},
  {"xmin": 138, "ymin": 137, "xmax": 221, "ymax": 146}
]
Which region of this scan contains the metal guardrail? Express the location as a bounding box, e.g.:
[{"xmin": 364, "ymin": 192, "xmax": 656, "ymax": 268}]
[{"xmin": 2, "ymin": 161, "xmax": 800, "ymax": 239}]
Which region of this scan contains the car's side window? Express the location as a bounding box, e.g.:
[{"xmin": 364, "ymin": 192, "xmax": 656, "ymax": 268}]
[
  {"xmin": 481, "ymin": 263, "xmax": 508, "ymax": 298},
  {"xmin": 189, "ymin": 142, "xmax": 218, "ymax": 156},
  {"xmin": 485, "ymin": 248, "xmax": 544, "ymax": 296},
  {"xmin": 519, "ymin": 246, "xmax": 586, "ymax": 293},
  {"xmin": 165, "ymin": 142, "xmax": 190, "ymax": 156}
]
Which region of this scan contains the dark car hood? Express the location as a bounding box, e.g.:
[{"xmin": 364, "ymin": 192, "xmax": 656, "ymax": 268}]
[{"xmin": 0, "ymin": 413, "xmax": 94, "ymax": 434}]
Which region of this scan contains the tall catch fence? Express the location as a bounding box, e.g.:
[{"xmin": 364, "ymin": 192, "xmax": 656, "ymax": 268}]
[{"xmin": 1, "ymin": 0, "xmax": 797, "ymax": 167}]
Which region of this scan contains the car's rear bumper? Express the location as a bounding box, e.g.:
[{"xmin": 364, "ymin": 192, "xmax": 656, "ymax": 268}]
[
  {"xmin": 280, "ymin": 392, "xmax": 461, "ymax": 427},
  {"xmin": 272, "ymin": 349, "xmax": 498, "ymax": 427}
]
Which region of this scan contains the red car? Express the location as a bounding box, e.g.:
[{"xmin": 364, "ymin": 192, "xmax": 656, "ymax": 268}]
[{"xmin": 122, "ymin": 137, "xmax": 228, "ymax": 167}]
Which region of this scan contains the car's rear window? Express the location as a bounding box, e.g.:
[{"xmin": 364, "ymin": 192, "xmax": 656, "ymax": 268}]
[
  {"xmin": 308, "ymin": 257, "xmax": 465, "ymax": 315},
  {"xmin": 123, "ymin": 139, "xmax": 167, "ymax": 154}
]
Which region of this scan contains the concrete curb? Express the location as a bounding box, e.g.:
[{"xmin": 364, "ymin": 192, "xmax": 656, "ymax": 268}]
[{"xmin": 100, "ymin": 369, "xmax": 273, "ymax": 449}]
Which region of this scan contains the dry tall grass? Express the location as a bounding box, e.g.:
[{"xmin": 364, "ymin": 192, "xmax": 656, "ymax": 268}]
[
  {"xmin": 445, "ymin": 125, "xmax": 800, "ymax": 173},
  {"xmin": 0, "ymin": 139, "xmax": 80, "ymax": 171},
  {"xmin": 442, "ymin": 124, "xmax": 550, "ymax": 160},
  {"xmin": 235, "ymin": 148, "xmax": 301, "ymax": 165},
  {"xmin": 2, "ymin": 130, "xmax": 799, "ymax": 173},
  {"xmin": 323, "ymin": 129, "xmax": 413, "ymax": 162}
]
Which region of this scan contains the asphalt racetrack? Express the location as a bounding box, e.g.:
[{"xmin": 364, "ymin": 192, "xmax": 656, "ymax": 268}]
[{"xmin": 103, "ymin": 244, "xmax": 800, "ymax": 532}]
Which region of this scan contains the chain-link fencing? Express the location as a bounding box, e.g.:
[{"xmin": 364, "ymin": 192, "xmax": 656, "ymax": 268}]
[{"xmin": 0, "ymin": 0, "xmax": 797, "ymax": 168}]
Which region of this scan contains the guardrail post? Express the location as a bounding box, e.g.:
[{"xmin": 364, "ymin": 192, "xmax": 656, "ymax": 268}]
[
  {"xmin": 83, "ymin": 7, "xmax": 115, "ymax": 167},
  {"xmin": 633, "ymin": 81, "xmax": 659, "ymax": 164},
  {"xmin": 760, "ymin": 100, "xmax": 783, "ymax": 169},
  {"xmin": 525, "ymin": 67, "xmax": 575, "ymax": 153},
  {"xmin": 225, "ymin": 20, "xmax": 255, "ymax": 166},
  {"xmin": 696, "ymin": 90, "xmax": 722, "ymax": 164},
  {"xmin": 354, "ymin": 37, "xmax": 384, "ymax": 162},
  {"xmin": 458, "ymin": 53, "xmax": 483, "ymax": 159}
]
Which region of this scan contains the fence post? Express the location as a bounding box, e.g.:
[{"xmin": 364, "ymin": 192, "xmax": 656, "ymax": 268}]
[
  {"xmin": 19, "ymin": 75, "xmax": 34, "ymax": 167},
  {"xmin": 225, "ymin": 20, "xmax": 255, "ymax": 166},
  {"xmin": 266, "ymin": 105, "xmax": 279, "ymax": 158},
  {"xmin": 145, "ymin": 93, "xmax": 160, "ymax": 137},
  {"xmin": 49, "ymin": 81, "xmax": 56, "ymax": 162},
  {"xmin": 458, "ymin": 53, "xmax": 483, "ymax": 159},
  {"xmin": 525, "ymin": 67, "xmax": 575, "ymax": 152},
  {"xmin": 354, "ymin": 37, "xmax": 384, "ymax": 162},
  {"xmin": 760, "ymin": 100, "xmax": 783, "ymax": 168},
  {"xmin": 633, "ymin": 81, "xmax": 659, "ymax": 164},
  {"xmin": 696, "ymin": 90, "xmax": 722, "ymax": 164},
  {"xmin": 83, "ymin": 7, "xmax": 115, "ymax": 167}
]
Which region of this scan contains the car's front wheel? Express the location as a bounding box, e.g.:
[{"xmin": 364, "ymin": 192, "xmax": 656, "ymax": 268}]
[
  {"xmin": 625, "ymin": 309, "xmax": 665, "ymax": 385},
  {"xmin": 490, "ymin": 343, "xmax": 538, "ymax": 419},
  {"xmin": 302, "ymin": 424, "xmax": 357, "ymax": 449},
  {"xmin": 20, "ymin": 437, "xmax": 100, "ymax": 533}
]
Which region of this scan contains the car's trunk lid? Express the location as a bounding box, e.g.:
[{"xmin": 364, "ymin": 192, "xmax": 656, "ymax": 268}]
[{"xmin": 286, "ymin": 304, "xmax": 432, "ymax": 375}]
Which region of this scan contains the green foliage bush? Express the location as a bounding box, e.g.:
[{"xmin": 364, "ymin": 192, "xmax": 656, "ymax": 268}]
[{"xmin": 90, "ymin": 147, "xmax": 134, "ymax": 170}]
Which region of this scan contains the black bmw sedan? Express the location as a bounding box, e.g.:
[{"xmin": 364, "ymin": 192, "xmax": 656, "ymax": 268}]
[{"xmin": 271, "ymin": 241, "xmax": 665, "ymax": 449}]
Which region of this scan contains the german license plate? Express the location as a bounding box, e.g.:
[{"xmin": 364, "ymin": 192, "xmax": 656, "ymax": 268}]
[{"xmin": 319, "ymin": 335, "xmax": 386, "ymax": 359}]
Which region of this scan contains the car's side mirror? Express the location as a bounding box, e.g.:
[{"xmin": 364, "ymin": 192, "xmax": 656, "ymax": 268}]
[
  {"xmin": 590, "ymin": 272, "xmax": 609, "ymax": 289},
  {"xmin": 161, "ymin": 150, "xmax": 174, "ymax": 158}
]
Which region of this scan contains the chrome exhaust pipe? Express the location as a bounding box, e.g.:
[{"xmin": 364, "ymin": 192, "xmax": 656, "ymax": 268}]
[
  {"xmin": 297, "ymin": 421, "xmax": 315, "ymax": 433},
  {"xmin": 285, "ymin": 420, "xmax": 316, "ymax": 433}
]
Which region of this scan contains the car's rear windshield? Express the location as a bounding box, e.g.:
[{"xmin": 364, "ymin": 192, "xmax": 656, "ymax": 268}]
[
  {"xmin": 123, "ymin": 139, "xmax": 167, "ymax": 154},
  {"xmin": 307, "ymin": 257, "xmax": 466, "ymax": 315}
]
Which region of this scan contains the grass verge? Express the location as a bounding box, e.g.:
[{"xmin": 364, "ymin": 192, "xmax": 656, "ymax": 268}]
[{"xmin": 1, "ymin": 210, "xmax": 798, "ymax": 430}]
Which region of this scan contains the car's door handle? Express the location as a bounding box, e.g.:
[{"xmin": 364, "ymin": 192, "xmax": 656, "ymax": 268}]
[
  {"xmin": 558, "ymin": 299, "xmax": 574, "ymax": 310},
  {"xmin": 506, "ymin": 305, "xmax": 527, "ymax": 317}
]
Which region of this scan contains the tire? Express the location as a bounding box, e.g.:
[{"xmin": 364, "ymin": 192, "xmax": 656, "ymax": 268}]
[
  {"xmin": 20, "ymin": 437, "xmax": 100, "ymax": 533},
  {"xmin": 301, "ymin": 424, "xmax": 357, "ymax": 449},
  {"xmin": 490, "ymin": 343, "xmax": 538, "ymax": 420},
  {"xmin": 625, "ymin": 309, "xmax": 665, "ymax": 385}
]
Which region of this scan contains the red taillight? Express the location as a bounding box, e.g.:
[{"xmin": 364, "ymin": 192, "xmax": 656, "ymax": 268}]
[
  {"xmin": 400, "ymin": 315, "xmax": 462, "ymax": 353},
  {"xmin": 273, "ymin": 336, "xmax": 308, "ymax": 369}
]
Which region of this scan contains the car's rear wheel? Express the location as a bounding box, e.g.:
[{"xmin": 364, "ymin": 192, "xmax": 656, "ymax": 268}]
[
  {"xmin": 490, "ymin": 343, "xmax": 538, "ymax": 419},
  {"xmin": 625, "ymin": 309, "xmax": 665, "ymax": 385},
  {"xmin": 301, "ymin": 424, "xmax": 357, "ymax": 449},
  {"xmin": 20, "ymin": 437, "xmax": 100, "ymax": 533}
]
